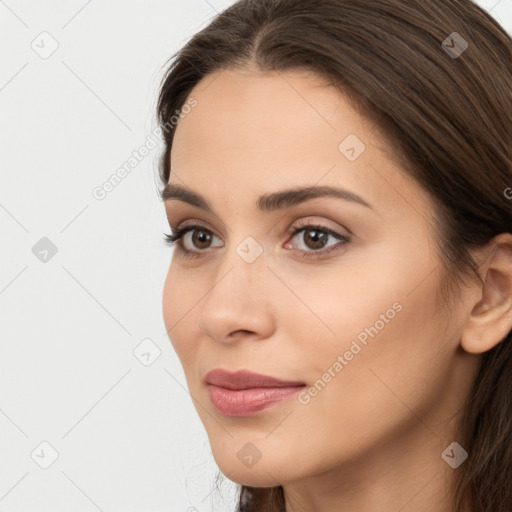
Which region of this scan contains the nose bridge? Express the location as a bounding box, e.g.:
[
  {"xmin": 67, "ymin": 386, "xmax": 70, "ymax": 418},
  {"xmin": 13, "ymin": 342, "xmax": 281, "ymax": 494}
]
[
  {"xmin": 210, "ymin": 232, "xmax": 267, "ymax": 297},
  {"xmin": 198, "ymin": 231, "xmax": 272, "ymax": 341}
]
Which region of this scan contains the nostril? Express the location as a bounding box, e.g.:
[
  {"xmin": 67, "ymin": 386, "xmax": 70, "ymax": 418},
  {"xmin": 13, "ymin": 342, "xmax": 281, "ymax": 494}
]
[{"xmin": 233, "ymin": 330, "xmax": 253, "ymax": 336}]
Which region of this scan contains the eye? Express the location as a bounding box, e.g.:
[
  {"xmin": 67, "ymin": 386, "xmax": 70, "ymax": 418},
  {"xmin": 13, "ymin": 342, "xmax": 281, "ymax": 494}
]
[
  {"xmin": 163, "ymin": 220, "xmax": 351, "ymax": 260},
  {"xmin": 163, "ymin": 223, "xmax": 222, "ymax": 258},
  {"xmin": 285, "ymin": 220, "xmax": 351, "ymax": 259}
]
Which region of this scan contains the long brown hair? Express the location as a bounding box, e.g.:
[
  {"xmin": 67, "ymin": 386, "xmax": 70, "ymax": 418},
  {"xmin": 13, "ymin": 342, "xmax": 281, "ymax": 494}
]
[{"xmin": 156, "ymin": 1, "xmax": 512, "ymax": 510}]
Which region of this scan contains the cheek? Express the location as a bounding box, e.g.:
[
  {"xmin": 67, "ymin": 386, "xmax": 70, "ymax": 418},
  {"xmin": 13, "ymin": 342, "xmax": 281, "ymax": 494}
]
[
  {"xmin": 162, "ymin": 262, "xmax": 200, "ymax": 367},
  {"xmin": 283, "ymin": 246, "xmax": 450, "ymax": 425},
  {"xmin": 288, "ymin": 235, "xmax": 441, "ymax": 362},
  {"xmin": 291, "ymin": 267, "xmax": 449, "ymax": 432}
]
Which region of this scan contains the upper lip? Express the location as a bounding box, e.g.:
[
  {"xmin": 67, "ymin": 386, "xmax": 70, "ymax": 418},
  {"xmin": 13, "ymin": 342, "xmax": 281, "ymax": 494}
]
[{"xmin": 205, "ymin": 369, "xmax": 306, "ymax": 390}]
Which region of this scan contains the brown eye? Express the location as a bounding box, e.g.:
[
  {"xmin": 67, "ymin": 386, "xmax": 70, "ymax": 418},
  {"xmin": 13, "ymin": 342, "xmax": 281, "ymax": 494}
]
[
  {"xmin": 165, "ymin": 224, "xmax": 224, "ymax": 254},
  {"xmin": 302, "ymin": 228, "xmax": 329, "ymax": 250},
  {"xmin": 286, "ymin": 223, "xmax": 351, "ymax": 259},
  {"xmin": 190, "ymin": 229, "xmax": 213, "ymax": 249}
]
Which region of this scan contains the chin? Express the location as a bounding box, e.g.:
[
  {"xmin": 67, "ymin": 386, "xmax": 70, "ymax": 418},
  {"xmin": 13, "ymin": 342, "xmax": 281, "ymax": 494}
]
[
  {"xmin": 212, "ymin": 446, "xmax": 301, "ymax": 487},
  {"xmin": 227, "ymin": 471, "xmax": 277, "ymax": 487}
]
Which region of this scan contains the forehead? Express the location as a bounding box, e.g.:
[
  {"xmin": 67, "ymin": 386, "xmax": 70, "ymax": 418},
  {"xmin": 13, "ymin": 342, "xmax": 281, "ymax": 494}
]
[
  {"xmin": 169, "ymin": 67, "xmax": 433, "ymax": 225},
  {"xmin": 172, "ymin": 69, "xmax": 369, "ymax": 181},
  {"xmin": 172, "ymin": 67, "xmax": 367, "ymax": 159}
]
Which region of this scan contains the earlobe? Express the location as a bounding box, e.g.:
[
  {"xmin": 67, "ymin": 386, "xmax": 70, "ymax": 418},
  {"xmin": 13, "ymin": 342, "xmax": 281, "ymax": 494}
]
[{"xmin": 460, "ymin": 233, "xmax": 512, "ymax": 355}]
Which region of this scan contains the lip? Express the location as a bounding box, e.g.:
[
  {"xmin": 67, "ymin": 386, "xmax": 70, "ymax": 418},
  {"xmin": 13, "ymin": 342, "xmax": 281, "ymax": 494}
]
[
  {"xmin": 204, "ymin": 368, "xmax": 305, "ymax": 390},
  {"xmin": 205, "ymin": 369, "xmax": 306, "ymax": 417}
]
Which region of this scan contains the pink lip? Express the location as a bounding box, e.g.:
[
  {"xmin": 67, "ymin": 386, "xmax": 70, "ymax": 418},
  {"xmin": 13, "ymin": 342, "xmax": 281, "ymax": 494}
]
[{"xmin": 204, "ymin": 369, "xmax": 306, "ymax": 417}]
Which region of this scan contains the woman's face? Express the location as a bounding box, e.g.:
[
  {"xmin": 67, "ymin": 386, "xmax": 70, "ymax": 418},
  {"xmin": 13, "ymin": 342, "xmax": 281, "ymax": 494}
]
[{"xmin": 162, "ymin": 67, "xmax": 480, "ymax": 489}]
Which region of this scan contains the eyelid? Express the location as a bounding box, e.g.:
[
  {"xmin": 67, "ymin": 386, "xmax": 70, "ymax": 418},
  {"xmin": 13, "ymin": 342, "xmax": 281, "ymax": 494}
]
[
  {"xmin": 166, "ymin": 209, "xmax": 228, "ymax": 236},
  {"xmin": 286, "ymin": 216, "xmax": 350, "ymax": 237},
  {"xmin": 172, "ymin": 216, "xmax": 348, "ymax": 238},
  {"xmin": 171, "ymin": 218, "xmax": 216, "ymax": 232}
]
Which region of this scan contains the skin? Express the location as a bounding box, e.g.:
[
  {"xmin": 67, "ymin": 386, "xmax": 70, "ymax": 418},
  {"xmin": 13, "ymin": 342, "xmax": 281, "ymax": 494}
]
[{"xmin": 162, "ymin": 65, "xmax": 512, "ymax": 512}]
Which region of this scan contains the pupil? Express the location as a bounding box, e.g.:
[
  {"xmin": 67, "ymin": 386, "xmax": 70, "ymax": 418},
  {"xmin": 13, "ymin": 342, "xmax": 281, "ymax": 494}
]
[
  {"xmin": 306, "ymin": 229, "xmax": 327, "ymax": 249},
  {"xmin": 194, "ymin": 230, "xmax": 211, "ymax": 248}
]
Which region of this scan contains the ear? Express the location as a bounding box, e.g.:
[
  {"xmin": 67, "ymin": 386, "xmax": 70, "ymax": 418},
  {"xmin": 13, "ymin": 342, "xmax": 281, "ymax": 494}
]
[{"xmin": 461, "ymin": 233, "xmax": 512, "ymax": 355}]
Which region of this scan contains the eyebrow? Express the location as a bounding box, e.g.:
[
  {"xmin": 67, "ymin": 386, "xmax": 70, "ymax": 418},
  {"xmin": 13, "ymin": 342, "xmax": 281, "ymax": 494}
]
[{"xmin": 161, "ymin": 182, "xmax": 373, "ymax": 213}]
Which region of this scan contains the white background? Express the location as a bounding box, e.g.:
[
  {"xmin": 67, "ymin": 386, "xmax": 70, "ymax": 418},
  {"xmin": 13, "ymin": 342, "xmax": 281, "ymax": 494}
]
[{"xmin": 1, "ymin": 1, "xmax": 511, "ymax": 511}]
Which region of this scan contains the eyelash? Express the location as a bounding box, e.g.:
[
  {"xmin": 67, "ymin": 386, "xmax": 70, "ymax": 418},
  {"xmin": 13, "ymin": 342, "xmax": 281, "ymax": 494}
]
[{"xmin": 163, "ymin": 220, "xmax": 351, "ymax": 260}]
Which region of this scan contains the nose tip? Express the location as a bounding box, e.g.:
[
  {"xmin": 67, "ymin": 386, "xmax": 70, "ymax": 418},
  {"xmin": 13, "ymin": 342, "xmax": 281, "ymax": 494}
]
[{"xmin": 197, "ymin": 273, "xmax": 275, "ymax": 344}]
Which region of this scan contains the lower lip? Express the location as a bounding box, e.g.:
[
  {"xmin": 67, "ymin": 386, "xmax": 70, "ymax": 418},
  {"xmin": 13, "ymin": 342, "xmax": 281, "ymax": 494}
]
[{"xmin": 207, "ymin": 384, "xmax": 305, "ymax": 417}]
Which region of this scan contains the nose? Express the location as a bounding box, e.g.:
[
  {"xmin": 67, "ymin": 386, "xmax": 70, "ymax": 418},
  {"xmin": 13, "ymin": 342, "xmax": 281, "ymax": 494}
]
[{"xmin": 198, "ymin": 245, "xmax": 276, "ymax": 345}]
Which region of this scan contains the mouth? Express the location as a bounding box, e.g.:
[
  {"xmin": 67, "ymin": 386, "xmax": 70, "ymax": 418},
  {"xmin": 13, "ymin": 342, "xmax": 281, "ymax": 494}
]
[
  {"xmin": 207, "ymin": 384, "xmax": 305, "ymax": 416},
  {"xmin": 204, "ymin": 368, "xmax": 306, "ymax": 417}
]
